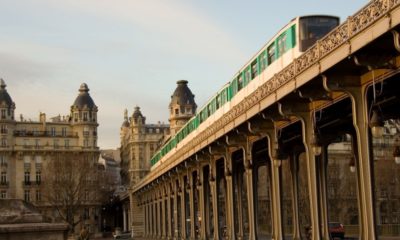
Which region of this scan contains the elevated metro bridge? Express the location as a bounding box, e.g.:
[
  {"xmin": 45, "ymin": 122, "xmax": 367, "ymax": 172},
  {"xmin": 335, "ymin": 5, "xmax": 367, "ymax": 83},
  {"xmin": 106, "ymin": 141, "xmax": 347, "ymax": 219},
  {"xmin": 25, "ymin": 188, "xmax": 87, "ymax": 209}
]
[{"xmin": 129, "ymin": 1, "xmax": 400, "ymax": 239}]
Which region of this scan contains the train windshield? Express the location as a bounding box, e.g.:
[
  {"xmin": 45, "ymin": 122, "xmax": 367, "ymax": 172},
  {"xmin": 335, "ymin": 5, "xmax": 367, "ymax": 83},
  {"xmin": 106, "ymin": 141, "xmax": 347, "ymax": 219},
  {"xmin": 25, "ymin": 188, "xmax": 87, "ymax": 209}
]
[{"xmin": 299, "ymin": 16, "xmax": 339, "ymax": 52}]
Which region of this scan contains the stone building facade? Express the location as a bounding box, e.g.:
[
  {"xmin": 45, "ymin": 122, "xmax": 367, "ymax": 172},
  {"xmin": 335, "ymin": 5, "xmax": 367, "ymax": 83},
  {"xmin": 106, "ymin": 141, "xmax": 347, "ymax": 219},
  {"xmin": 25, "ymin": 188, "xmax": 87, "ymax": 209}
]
[
  {"xmin": 119, "ymin": 80, "xmax": 196, "ymax": 236},
  {"xmin": 0, "ymin": 80, "xmax": 102, "ymax": 234},
  {"xmin": 120, "ymin": 80, "xmax": 196, "ymax": 187}
]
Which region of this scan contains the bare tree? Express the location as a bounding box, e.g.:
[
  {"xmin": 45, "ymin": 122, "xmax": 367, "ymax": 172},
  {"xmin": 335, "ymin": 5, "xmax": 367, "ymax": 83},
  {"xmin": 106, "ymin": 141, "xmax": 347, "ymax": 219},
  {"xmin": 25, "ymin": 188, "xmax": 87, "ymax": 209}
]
[{"xmin": 40, "ymin": 154, "xmax": 106, "ymax": 234}]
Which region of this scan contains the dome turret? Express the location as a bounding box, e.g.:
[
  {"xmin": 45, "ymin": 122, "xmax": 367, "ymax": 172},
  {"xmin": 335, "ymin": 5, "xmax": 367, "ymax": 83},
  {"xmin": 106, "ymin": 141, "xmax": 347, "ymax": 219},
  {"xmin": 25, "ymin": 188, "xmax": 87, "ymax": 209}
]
[
  {"xmin": 0, "ymin": 79, "xmax": 13, "ymax": 107},
  {"xmin": 169, "ymin": 80, "xmax": 196, "ymax": 135},
  {"xmin": 0, "ymin": 79, "xmax": 15, "ymax": 121},
  {"xmin": 131, "ymin": 106, "xmax": 145, "ymax": 125},
  {"xmin": 169, "ymin": 80, "xmax": 196, "ymax": 108},
  {"xmin": 70, "ymin": 83, "xmax": 98, "ymax": 124},
  {"xmin": 72, "ymin": 83, "xmax": 96, "ymax": 110}
]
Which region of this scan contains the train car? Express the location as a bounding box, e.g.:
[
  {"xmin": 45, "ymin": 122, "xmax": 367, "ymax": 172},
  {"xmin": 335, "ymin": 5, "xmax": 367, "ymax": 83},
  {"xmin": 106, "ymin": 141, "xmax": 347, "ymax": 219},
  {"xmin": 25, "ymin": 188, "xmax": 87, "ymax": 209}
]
[{"xmin": 150, "ymin": 15, "xmax": 339, "ymax": 168}]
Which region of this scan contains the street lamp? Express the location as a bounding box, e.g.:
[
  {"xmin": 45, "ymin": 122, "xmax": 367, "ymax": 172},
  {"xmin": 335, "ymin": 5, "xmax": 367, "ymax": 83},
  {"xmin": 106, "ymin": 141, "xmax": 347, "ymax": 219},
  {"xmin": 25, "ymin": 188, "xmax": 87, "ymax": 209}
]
[
  {"xmin": 369, "ymin": 109, "xmax": 384, "ymax": 138},
  {"xmin": 311, "ymin": 132, "xmax": 322, "ymax": 156},
  {"xmin": 393, "ymin": 146, "xmax": 400, "ymax": 164},
  {"xmin": 349, "ymin": 157, "xmax": 356, "ymax": 173}
]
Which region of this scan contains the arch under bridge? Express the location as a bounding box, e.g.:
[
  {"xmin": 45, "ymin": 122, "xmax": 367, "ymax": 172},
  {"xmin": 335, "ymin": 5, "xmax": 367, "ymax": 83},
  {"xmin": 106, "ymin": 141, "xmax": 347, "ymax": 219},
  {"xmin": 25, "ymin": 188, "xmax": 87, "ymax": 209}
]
[{"xmin": 129, "ymin": 1, "xmax": 400, "ymax": 239}]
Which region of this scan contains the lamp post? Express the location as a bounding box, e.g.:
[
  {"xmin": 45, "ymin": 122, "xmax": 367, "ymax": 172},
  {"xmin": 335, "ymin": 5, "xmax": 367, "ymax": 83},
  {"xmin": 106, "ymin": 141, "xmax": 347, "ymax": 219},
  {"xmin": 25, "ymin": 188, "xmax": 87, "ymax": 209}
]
[
  {"xmin": 393, "ymin": 146, "xmax": 400, "ymax": 164},
  {"xmin": 370, "ymin": 109, "xmax": 384, "ymax": 138},
  {"xmin": 349, "ymin": 157, "xmax": 356, "ymax": 173},
  {"xmin": 311, "ymin": 132, "xmax": 322, "ymax": 156}
]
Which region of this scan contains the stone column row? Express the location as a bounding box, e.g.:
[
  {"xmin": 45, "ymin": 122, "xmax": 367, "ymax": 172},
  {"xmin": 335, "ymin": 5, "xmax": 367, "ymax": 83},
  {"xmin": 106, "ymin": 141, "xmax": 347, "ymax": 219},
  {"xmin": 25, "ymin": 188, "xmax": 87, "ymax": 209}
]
[{"xmin": 139, "ymin": 77, "xmax": 376, "ymax": 239}]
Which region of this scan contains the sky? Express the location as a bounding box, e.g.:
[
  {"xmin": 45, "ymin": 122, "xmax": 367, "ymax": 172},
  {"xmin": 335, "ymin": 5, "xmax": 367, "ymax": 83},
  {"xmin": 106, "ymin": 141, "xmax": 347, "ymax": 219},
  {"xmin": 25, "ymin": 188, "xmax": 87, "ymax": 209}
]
[{"xmin": 0, "ymin": 0, "xmax": 368, "ymax": 149}]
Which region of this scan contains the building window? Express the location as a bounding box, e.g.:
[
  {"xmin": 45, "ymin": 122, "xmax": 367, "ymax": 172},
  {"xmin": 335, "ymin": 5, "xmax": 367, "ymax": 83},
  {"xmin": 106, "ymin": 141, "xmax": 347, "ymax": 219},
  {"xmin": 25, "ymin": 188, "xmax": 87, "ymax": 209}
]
[
  {"xmin": 0, "ymin": 125, "xmax": 7, "ymax": 134},
  {"xmin": 36, "ymin": 190, "xmax": 41, "ymax": 201},
  {"xmin": 62, "ymin": 127, "xmax": 67, "ymax": 137},
  {"xmin": 24, "ymin": 190, "xmax": 30, "ymax": 202},
  {"xmin": 175, "ymin": 109, "xmax": 179, "ymax": 115},
  {"xmin": 32, "ymin": 127, "xmax": 38, "ymax": 136},
  {"xmin": 65, "ymin": 139, "xmax": 69, "ymax": 148},
  {"xmin": 53, "ymin": 139, "xmax": 59, "ymax": 149},
  {"xmin": 35, "ymin": 156, "xmax": 42, "ymax": 169},
  {"xmin": 35, "ymin": 139, "xmax": 40, "ymax": 148},
  {"xmin": 83, "ymin": 208, "xmax": 90, "ymax": 220},
  {"xmin": 1, "ymin": 109, "xmax": 6, "ymax": 119},
  {"xmin": 24, "ymin": 156, "xmax": 31, "ymax": 169},
  {"xmin": 83, "ymin": 112, "xmax": 88, "ymax": 121},
  {"xmin": 20, "ymin": 127, "xmax": 26, "ymax": 136},
  {"xmin": 0, "ymin": 190, "xmax": 6, "ymax": 199},
  {"xmin": 23, "ymin": 139, "xmax": 29, "ymax": 147},
  {"xmin": 50, "ymin": 127, "xmax": 56, "ymax": 137},
  {"xmin": 1, "ymin": 138, "xmax": 7, "ymax": 147},
  {"xmin": 93, "ymin": 139, "xmax": 96, "ymax": 147},
  {"xmin": 74, "ymin": 113, "xmax": 78, "ymax": 122},
  {"xmin": 24, "ymin": 171, "xmax": 30, "ymax": 184},
  {"xmin": 0, "ymin": 156, "xmax": 6, "ymax": 166},
  {"xmin": 1, "ymin": 171, "xmax": 6, "ymax": 184},
  {"xmin": 36, "ymin": 171, "xmax": 41, "ymax": 184},
  {"xmin": 84, "ymin": 139, "xmax": 89, "ymax": 148},
  {"xmin": 85, "ymin": 190, "xmax": 89, "ymax": 201},
  {"xmin": 83, "ymin": 127, "xmax": 89, "ymax": 137}
]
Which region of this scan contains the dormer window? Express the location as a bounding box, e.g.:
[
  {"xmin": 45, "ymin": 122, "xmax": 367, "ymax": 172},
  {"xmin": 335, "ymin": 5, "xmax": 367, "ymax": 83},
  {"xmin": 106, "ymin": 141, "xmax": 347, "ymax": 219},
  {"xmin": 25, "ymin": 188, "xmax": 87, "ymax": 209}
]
[
  {"xmin": 175, "ymin": 109, "xmax": 179, "ymax": 115},
  {"xmin": 83, "ymin": 112, "xmax": 88, "ymax": 121},
  {"xmin": 1, "ymin": 110, "xmax": 5, "ymax": 119},
  {"xmin": 74, "ymin": 113, "xmax": 78, "ymax": 122}
]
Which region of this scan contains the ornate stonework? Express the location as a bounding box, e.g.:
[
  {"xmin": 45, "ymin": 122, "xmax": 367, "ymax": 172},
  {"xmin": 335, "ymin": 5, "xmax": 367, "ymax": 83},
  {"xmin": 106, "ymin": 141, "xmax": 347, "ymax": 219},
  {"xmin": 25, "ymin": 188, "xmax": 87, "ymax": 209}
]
[{"xmin": 134, "ymin": 0, "xmax": 400, "ymax": 191}]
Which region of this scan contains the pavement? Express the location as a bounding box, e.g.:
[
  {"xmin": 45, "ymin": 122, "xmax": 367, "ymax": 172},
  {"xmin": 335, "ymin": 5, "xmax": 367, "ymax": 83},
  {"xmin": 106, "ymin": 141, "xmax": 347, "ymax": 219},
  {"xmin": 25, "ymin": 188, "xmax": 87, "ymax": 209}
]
[{"xmin": 92, "ymin": 232, "xmax": 132, "ymax": 240}]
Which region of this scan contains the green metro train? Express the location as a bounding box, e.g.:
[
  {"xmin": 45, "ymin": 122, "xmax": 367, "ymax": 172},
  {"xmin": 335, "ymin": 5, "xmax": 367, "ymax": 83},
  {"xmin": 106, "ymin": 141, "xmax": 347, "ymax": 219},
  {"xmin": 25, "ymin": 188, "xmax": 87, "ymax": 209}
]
[{"xmin": 151, "ymin": 15, "xmax": 339, "ymax": 167}]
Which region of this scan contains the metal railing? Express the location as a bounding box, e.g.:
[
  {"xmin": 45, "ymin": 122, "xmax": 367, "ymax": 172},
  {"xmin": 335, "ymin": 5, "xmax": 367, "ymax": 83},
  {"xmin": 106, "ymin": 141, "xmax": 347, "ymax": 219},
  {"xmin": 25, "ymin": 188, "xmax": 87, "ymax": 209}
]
[{"xmin": 13, "ymin": 130, "xmax": 78, "ymax": 137}]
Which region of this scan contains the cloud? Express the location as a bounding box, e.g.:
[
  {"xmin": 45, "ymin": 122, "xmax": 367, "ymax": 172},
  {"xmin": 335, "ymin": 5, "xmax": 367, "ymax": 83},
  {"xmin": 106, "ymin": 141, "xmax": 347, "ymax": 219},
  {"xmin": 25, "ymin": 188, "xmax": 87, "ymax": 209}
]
[
  {"xmin": 0, "ymin": 38, "xmax": 76, "ymax": 84},
  {"xmin": 40, "ymin": 0, "xmax": 246, "ymax": 62}
]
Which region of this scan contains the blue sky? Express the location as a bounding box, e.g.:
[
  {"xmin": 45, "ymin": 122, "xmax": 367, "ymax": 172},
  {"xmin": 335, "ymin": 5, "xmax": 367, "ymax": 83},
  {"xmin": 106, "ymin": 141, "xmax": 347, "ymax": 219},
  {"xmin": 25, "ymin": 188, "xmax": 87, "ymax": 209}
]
[{"xmin": 0, "ymin": 0, "xmax": 367, "ymax": 149}]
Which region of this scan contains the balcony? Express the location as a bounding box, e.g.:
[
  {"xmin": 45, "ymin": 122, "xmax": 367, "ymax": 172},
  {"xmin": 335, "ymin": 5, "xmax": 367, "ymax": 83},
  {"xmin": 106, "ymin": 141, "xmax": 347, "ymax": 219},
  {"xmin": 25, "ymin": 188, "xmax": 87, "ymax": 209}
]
[
  {"xmin": 22, "ymin": 181, "xmax": 31, "ymax": 186},
  {"xmin": 0, "ymin": 181, "xmax": 9, "ymax": 187},
  {"xmin": 13, "ymin": 145, "xmax": 100, "ymax": 152},
  {"xmin": 22, "ymin": 181, "xmax": 41, "ymax": 187},
  {"xmin": 13, "ymin": 130, "xmax": 78, "ymax": 138}
]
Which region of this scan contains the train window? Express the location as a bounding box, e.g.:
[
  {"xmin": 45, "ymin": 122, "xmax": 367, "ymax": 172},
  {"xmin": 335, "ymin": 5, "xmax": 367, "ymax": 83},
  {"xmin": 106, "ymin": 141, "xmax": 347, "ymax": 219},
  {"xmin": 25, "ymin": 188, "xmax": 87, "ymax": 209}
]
[
  {"xmin": 277, "ymin": 32, "xmax": 287, "ymax": 57},
  {"xmin": 251, "ymin": 60, "xmax": 258, "ymax": 79},
  {"xmin": 216, "ymin": 95, "xmax": 220, "ymax": 109},
  {"xmin": 245, "ymin": 66, "xmax": 251, "ymax": 84},
  {"xmin": 222, "ymin": 90, "xmax": 226, "ymax": 104},
  {"xmin": 267, "ymin": 43, "xmax": 276, "ymax": 64},
  {"xmin": 238, "ymin": 74, "xmax": 244, "ymax": 91},
  {"xmin": 199, "ymin": 111, "xmax": 204, "ymax": 123},
  {"xmin": 259, "ymin": 51, "xmax": 267, "ymax": 72},
  {"xmin": 299, "ymin": 16, "xmax": 339, "ymax": 52},
  {"xmin": 231, "ymin": 78, "xmax": 238, "ymax": 96}
]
